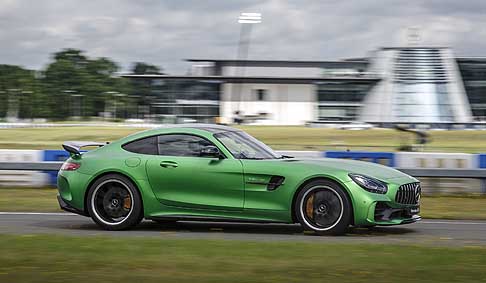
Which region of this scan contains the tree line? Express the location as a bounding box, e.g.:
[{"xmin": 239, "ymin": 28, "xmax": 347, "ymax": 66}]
[{"xmin": 0, "ymin": 49, "xmax": 161, "ymax": 121}]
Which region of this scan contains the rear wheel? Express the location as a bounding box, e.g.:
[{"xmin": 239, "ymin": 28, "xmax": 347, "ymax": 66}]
[
  {"xmin": 295, "ymin": 179, "xmax": 352, "ymax": 235},
  {"xmin": 87, "ymin": 174, "xmax": 143, "ymax": 230}
]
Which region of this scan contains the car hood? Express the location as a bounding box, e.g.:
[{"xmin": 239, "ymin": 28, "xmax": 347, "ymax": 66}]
[{"xmin": 282, "ymin": 158, "xmax": 409, "ymax": 181}]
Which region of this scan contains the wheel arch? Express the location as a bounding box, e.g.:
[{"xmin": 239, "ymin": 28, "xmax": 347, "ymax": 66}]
[
  {"xmin": 290, "ymin": 175, "xmax": 355, "ymax": 225},
  {"xmin": 83, "ymin": 170, "xmax": 143, "ymax": 216}
]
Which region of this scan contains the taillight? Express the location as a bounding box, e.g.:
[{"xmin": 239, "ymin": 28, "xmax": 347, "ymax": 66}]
[{"xmin": 60, "ymin": 162, "xmax": 81, "ymax": 171}]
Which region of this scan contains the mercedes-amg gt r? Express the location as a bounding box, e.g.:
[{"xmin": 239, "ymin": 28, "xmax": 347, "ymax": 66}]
[{"xmin": 57, "ymin": 124, "xmax": 421, "ymax": 235}]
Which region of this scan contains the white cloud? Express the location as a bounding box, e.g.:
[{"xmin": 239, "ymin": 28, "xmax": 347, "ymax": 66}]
[{"xmin": 0, "ymin": 0, "xmax": 484, "ymax": 73}]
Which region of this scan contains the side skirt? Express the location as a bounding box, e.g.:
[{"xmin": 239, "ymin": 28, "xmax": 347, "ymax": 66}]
[
  {"xmin": 146, "ymin": 203, "xmax": 292, "ymax": 224},
  {"xmin": 147, "ymin": 215, "xmax": 286, "ymax": 224}
]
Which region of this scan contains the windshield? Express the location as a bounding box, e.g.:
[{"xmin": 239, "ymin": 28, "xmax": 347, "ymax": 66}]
[{"xmin": 214, "ymin": 131, "xmax": 280, "ymax": 160}]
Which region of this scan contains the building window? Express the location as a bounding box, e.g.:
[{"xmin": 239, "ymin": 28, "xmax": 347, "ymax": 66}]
[
  {"xmin": 318, "ymin": 106, "xmax": 359, "ymax": 121},
  {"xmin": 317, "ymin": 83, "xmax": 371, "ymax": 102},
  {"xmin": 255, "ymin": 89, "xmax": 267, "ymax": 101}
]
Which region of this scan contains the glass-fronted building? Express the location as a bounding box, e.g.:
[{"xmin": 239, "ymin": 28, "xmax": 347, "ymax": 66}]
[
  {"xmin": 360, "ymin": 47, "xmax": 472, "ymax": 124},
  {"xmin": 457, "ymin": 58, "xmax": 486, "ymax": 120},
  {"xmin": 317, "ymin": 81, "xmax": 373, "ymax": 121},
  {"xmin": 124, "ymin": 46, "xmax": 486, "ymax": 126},
  {"xmin": 149, "ymin": 79, "xmax": 220, "ymax": 123}
]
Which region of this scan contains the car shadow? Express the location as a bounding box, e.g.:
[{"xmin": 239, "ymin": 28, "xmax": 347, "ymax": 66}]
[{"xmin": 55, "ymin": 219, "xmax": 415, "ymax": 237}]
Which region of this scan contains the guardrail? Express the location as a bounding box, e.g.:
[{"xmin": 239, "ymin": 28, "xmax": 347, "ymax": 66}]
[
  {"xmin": 1, "ymin": 161, "xmax": 485, "ymax": 193},
  {"xmin": 0, "ymin": 162, "xmax": 63, "ymax": 171}
]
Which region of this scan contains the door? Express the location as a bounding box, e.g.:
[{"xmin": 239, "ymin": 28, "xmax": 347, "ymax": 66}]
[{"xmin": 146, "ymin": 134, "xmax": 244, "ymax": 210}]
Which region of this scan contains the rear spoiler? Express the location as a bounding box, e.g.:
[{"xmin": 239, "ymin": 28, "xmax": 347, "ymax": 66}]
[{"xmin": 62, "ymin": 141, "xmax": 108, "ymax": 157}]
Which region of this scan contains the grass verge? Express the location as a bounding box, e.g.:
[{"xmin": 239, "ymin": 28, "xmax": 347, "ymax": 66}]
[
  {"xmin": 0, "ymin": 234, "xmax": 485, "ymax": 283},
  {"xmin": 420, "ymin": 195, "xmax": 486, "ymax": 220},
  {"xmin": 0, "ymin": 187, "xmax": 61, "ymax": 212},
  {"xmin": 2, "ymin": 125, "xmax": 486, "ymax": 152},
  {"xmin": 0, "ymin": 188, "xmax": 486, "ymax": 220}
]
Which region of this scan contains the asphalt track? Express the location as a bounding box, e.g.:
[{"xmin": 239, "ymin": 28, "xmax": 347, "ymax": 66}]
[{"xmin": 1, "ymin": 212, "xmax": 486, "ymax": 246}]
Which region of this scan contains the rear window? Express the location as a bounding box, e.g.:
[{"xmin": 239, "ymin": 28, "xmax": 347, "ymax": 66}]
[{"xmin": 122, "ymin": 136, "xmax": 158, "ymax": 155}]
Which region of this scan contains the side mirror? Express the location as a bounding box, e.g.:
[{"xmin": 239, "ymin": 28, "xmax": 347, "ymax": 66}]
[{"xmin": 200, "ymin": 145, "xmax": 222, "ymax": 159}]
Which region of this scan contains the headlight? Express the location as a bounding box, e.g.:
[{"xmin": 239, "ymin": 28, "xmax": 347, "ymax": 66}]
[{"xmin": 349, "ymin": 173, "xmax": 388, "ymax": 194}]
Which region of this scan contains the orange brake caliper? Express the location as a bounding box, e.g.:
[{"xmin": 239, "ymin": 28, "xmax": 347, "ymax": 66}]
[
  {"xmin": 306, "ymin": 194, "xmax": 314, "ymax": 219},
  {"xmin": 123, "ymin": 195, "xmax": 132, "ymax": 210}
]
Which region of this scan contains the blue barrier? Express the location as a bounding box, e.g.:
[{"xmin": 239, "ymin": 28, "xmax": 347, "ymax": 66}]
[
  {"xmin": 42, "ymin": 150, "xmax": 70, "ymax": 185},
  {"xmin": 478, "ymin": 154, "xmax": 486, "ymax": 168},
  {"xmin": 324, "ymin": 151, "xmax": 395, "ymax": 167}
]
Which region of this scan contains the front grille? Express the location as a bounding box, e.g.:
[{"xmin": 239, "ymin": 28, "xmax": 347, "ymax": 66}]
[{"xmin": 395, "ymin": 182, "xmax": 421, "ymax": 205}]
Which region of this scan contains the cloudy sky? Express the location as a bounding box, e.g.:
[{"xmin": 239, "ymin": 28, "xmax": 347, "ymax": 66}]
[{"xmin": 1, "ymin": 0, "xmax": 485, "ymax": 73}]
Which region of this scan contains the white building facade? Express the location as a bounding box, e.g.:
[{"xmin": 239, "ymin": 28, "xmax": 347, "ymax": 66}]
[{"xmin": 124, "ymin": 46, "xmax": 486, "ymax": 127}]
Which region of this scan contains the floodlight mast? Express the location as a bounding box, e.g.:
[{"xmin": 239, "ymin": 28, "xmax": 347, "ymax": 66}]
[
  {"xmin": 238, "ymin": 12, "xmax": 262, "ymax": 23},
  {"xmin": 232, "ymin": 12, "xmax": 262, "ymax": 124}
]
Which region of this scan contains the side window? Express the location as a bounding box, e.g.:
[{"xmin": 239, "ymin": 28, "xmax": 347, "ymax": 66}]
[
  {"xmin": 122, "ymin": 136, "xmax": 158, "ymax": 155},
  {"xmin": 158, "ymin": 134, "xmax": 213, "ymax": 157}
]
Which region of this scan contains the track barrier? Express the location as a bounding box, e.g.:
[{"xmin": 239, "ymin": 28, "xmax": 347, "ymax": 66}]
[
  {"xmin": 324, "ymin": 151, "xmax": 395, "ymax": 167},
  {"xmin": 1, "ymin": 149, "xmax": 486, "ymax": 194}
]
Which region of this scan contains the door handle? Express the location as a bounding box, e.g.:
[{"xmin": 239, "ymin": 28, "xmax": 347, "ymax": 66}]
[{"xmin": 160, "ymin": 161, "xmax": 178, "ymax": 168}]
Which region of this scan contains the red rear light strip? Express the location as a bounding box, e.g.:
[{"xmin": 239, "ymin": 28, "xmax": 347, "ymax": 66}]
[{"xmin": 60, "ymin": 162, "xmax": 81, "ymax": 171}]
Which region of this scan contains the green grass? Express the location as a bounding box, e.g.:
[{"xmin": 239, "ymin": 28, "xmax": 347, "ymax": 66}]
[
  {"xmin": 239, "ymin": 126, "xmax": 486, "ymax": 152},
  {"xmin": 0, "ymin": 187, "xmax": 61, "ymax": 212},
  {"xmin": 0, "ymin": 126, "xmax": 140, "ymax": 149},
  {"xmin": 1, "ymin": 188, "xmax": 486, "ymax": 220},
  {"xmin": 421, "ymin": 195, "xmax": 486, "ymax": 220},
  {"xmin": 2, "ymin": 125, "xmax": 486, "ymax": 152},
  {"xmin": 0, "ymin": 234, "xmax": 485, "ymax": 283}
]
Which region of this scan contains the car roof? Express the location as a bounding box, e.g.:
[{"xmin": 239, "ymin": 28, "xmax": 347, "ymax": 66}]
[
  {"xmin": 154, "ymin": 124, "xmax": 240, "ymax": 133},
  {"xmin": 118, "ymin": 124, "xmax": 241, "ymax": 144}
]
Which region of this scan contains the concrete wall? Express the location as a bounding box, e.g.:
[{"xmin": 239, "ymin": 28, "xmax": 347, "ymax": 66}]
[
  {"xmin": 221, "ymin": 83, "xmax": 317, "ymax": 125},
  {"xmin": 359, "ymin": 49, "xmax": 397, "ymax": 122},
  {"xmin": 395, "ymin": 152, "xmax": 476, "ymax": 169},
  {"xmin": 0, "ymin": 150, "xmax": 48, "ymax": 187}
]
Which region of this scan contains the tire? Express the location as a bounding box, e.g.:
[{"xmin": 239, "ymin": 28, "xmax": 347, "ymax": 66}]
[
  {"xmin": 87, "ymin": 174, "xmax": 143, "ymax": 230},
  {"xmin": 295, "ymin": 179, "xmax": 352, "ymax": 235}
]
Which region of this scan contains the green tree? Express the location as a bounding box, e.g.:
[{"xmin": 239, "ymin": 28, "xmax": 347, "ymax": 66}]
[
  {"xmin": 42, "ymin": 49, "xmax": 127, "ymax": 119},
  {"xmin": 0, "ymin": 49, "xmax": 164, "ymax": 121},
  {"xmin": 132, "ymin": 62, "xmax": 162, "ymax": 75},
  {"xmin": 0, "ymin": 65, "xmax": 39, "ymax": 120},
  {"xmin": 42, "ymin": 49, "xmax": 91, "ymax": 119}
]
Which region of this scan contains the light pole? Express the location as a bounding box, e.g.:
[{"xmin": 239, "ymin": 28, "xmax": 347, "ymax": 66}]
[
  {"xmin": 127, "ymin": 95, "xmax": 141, "ymax": 119},
  {"xmin": 21, "ymin": 90, "xmax": 33, "ymax": 120},
  {"xmin": 103, "ymin": 91, "xmax": 119, "ymax": 120},
  {"xmin": 71, "ymin": 94, "xmax": 84, "ymax": 119},
  {"xmin": 63, "ymin": 90, "xmax": 77, "ymax": 119},
  {"xmin": 7, "ymin": 88, "xmax": 21, "ymax": 122},
  {"xmin": 113, "ymin": 92, "xmax": 126, "ymax": 120},
  {"xmin": 232, "ymin": 12, "xmax": 262, "ymax": 124},
  {"xmin": 0, "ymin": 91, "xmax": 5, "ymax": 118}
]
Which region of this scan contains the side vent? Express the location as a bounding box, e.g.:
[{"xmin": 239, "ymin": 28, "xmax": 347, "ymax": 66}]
[{"xmin": 267, "ymin": 176, "xmax": 285, "ymax": 191}]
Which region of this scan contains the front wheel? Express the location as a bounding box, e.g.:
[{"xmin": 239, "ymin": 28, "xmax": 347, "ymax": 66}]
[
  {"xmin": 295, "ymin": 180, "xmax": 352, "ymax": 235},
  {"xmin": 87, "ymin": 174, "xmax": 143, "ymax": 230}
]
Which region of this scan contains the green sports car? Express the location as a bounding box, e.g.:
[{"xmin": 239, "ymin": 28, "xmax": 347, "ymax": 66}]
[{"xmin": 57, "ymin": 124, "xmax": 421, "ymax": 235}]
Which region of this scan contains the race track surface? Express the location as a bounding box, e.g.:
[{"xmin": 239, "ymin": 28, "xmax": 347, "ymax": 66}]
[{"xmin": 1, "ymin": 212, "xmax": 486, "ymax": 246}]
